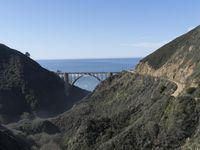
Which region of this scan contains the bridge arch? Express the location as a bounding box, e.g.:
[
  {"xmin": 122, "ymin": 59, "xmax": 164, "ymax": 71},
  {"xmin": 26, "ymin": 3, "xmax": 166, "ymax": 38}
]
[{"xmin": 71, "ymin": 73, "xmax": 102, "ymax": 86}]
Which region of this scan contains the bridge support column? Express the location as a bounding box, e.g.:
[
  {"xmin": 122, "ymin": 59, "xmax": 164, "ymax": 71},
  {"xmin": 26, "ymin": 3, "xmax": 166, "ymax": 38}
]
[
  {"xmin": 64, "ymin": 73, "xmax": 70, "ymax": 95},
  {"xmin": 108, "ymin": 72, "xmax": 114, "ymax": 82},
  {"xmin": 109, "ymin": 72, "xmax": 113, "ymax": 77}
]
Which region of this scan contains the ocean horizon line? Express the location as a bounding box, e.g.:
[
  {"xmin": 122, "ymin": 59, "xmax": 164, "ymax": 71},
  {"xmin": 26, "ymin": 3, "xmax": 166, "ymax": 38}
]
[{"xmin": 36, "ymin": 57, "xmax": 142, "ymax": 61}]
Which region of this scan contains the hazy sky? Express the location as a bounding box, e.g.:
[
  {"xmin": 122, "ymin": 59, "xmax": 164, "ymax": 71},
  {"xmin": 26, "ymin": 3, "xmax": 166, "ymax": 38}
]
[{"xmin": 0, "ymin": 0, "xmax": 199, "ymax": 59}]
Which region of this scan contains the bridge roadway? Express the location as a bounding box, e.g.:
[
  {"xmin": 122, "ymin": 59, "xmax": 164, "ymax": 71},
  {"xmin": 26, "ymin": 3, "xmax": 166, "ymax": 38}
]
[{"xmin": 57, "ymin": 72, "xmax": 120, "ymax": 86}]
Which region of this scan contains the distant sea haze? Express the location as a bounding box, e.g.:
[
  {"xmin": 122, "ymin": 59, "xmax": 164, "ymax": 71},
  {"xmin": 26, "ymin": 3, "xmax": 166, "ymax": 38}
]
[{"xmin": 37, "ymin": 58, "xmax": 141, "ymax": 91}]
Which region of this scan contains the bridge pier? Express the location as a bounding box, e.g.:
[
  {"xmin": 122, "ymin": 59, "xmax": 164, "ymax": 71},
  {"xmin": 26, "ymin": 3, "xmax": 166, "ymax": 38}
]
[
  {"xmin": 109, "ymin": 72, "xmax": 113, "ymax": 77},
  {"xmin": 64, "ymin": 73, "xmax": 70, "ymax": 95}
]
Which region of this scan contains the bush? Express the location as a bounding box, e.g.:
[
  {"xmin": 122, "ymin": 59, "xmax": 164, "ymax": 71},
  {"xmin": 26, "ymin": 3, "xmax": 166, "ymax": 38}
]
[
  {"xmin": 186, "ymin": 87, "xmax": 196, "ymax": 94},
  {"xmin": 40, "ymin": 142, "xmax": 61, "ymax": 150}
]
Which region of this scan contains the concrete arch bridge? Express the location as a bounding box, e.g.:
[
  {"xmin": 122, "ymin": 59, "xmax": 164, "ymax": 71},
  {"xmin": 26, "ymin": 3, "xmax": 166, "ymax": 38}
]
[{"xmin": 57, "ymin": 72, "xmax": 119, "ymax": 86}]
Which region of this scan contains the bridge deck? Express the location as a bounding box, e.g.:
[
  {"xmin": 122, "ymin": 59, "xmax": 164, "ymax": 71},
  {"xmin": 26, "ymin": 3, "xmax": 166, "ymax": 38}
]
[{"xmin": 57, "ymin": 72, "xmax": 120, "ymax": 74}]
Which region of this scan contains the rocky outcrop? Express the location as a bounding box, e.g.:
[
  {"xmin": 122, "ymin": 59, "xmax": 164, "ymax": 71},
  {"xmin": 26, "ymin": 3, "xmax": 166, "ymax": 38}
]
[
  {"xmin": 136, "ymin": 26, "xmax": 200, "ymax": 91},
  {"xmin": 0, "ymin": 44, "xmax": 89, "ymax": 123}
]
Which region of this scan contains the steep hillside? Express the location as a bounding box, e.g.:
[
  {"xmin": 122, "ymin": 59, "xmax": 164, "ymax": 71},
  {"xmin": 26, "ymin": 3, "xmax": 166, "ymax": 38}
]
[
  {"xmin": 50, "ymin": 72, "xmax": 200, "ymax": 150},
  {"xmin": 3, "ymin": 72, "xmax": 200, "ymax": 150},
  {"xmin": 136, "ymin": 26, "xmax": 200, "ymax": 89},
  {"xmin": 0, "ymin": 125, "xmax": 29, "ymax": 150},
  {"xmin": 0, "ymin": 44, "xmax": 89, "ymax": 123}
]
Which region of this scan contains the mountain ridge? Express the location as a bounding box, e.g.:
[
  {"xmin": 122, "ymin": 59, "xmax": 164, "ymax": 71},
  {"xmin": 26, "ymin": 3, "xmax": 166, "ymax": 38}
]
[{"xmin": 136, "ymin": 25, "xmax": 200, "ymax": 96}]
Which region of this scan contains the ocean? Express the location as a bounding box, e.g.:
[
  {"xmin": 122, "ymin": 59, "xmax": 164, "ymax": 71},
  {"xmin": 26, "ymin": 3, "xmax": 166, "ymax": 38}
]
[{"xmin": 37, "ymin": 58, "xmax": 141, "ymax": 91}]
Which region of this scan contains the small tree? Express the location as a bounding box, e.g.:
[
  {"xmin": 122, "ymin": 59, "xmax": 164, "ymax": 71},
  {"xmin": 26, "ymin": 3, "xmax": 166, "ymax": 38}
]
[{"xmin": 25, "ymin": 52, "xmax": 30, "ymax": 57}]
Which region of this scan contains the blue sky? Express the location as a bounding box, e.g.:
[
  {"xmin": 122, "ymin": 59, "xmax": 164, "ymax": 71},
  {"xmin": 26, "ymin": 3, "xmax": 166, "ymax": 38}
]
[{"xmin": 0, "ymin": 0, "xmax": 199, "ymax": 59}]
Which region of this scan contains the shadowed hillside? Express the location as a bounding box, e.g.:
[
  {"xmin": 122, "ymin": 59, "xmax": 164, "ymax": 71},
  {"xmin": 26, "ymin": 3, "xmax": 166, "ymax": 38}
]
[{"xmin": 0, "ymin": 44, "xmax": 89, "ymax": 123}]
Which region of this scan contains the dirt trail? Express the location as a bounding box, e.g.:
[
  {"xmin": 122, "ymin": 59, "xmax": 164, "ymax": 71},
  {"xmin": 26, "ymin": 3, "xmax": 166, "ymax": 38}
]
[
  {"xmin": 128, "ymin": 70, "xmax": 184, "ymax": 97},
  {"xmin": 170, "ymin": 80, "xmax": 185, "ymax": 97}
]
